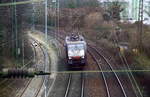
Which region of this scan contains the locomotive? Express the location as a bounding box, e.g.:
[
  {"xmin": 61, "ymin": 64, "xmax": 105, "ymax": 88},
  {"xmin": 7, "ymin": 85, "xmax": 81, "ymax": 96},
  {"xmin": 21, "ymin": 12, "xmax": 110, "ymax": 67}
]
[{"xmin": 65, "ymin": 34, "xmax": 87, "ymax": 67}]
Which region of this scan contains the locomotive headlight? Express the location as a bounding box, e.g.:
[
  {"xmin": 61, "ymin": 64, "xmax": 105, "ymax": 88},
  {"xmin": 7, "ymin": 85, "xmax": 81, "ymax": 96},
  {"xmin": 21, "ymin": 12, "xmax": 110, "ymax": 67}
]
[
  {"xmin": 80, "ymin": 50, "xmax": 85, "ymax": 56},
  {"xmin": 68, "ymin": 51, "xmax": 74, "ymax": 57},
  {"xmin": 69, "ymin": 56, "xmax": 72, "ymax": 59},
  {"xmin": 81, "ymin": 56, "xmax": 84, "ymax": 58}
]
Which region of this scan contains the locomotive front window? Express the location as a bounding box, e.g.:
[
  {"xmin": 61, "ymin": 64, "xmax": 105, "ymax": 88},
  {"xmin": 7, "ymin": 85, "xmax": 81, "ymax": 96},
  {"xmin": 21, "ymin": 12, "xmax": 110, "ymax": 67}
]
[{"xmin": 67, "ymin": 44, "xmax": 85, "ymax": 57}]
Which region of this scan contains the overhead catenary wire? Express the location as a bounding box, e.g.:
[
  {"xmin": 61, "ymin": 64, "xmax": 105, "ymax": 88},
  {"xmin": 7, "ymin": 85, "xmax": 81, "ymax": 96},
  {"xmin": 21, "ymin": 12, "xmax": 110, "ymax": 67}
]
[
  {"xmin": 116, "ymin": 1, "xmax": 144, "ymax": 96},
  {"xmin": 51, "ymin": 69, "xmax": 150, "ymax": 74},
  {"xmin": 0, "ymin": 1, "xmax": 35, "ymax": 47},
  {"xmin": 0, "ymin": 0, "xmax": 45, "ymax": 7}
]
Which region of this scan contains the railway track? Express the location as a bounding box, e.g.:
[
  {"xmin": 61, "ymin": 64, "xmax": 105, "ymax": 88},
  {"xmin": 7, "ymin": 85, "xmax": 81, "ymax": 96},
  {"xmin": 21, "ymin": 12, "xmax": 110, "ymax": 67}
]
[
  {"xmin": 56, "ymin": 36, "xmax": 85, "ymax": 97},
  {"xmin": 64, "ymin": 74, "xmax": 72, "ymax": 97},
  {"xmin": 64, "ymin": 73, "xmax": 84, "ymax": 97},
  {"xmin": 113, "ymin": 31, "xmax": 142, "ymax": 97},
  {"xmin": 35, "ymin": 26, "xmax": 137, "ymax": 97},
  {"xmin": 52, "ymin": 30, "xmax": 130, "ymax": 97},
  {"xmin": 18, "ymin": 38, "xmax": 47, "ymax": 97},
  {"xmin": 88, "ymin": 46, "xmax": 127, "ymax": 97},
  {"xmin": 40, "ymin": 30, "xmax": 86, "ymax": 97},
  {"xmin": 60, "ymin": 34, "xmax": 127, "ymax": 96},
  {"xmin": 45, "ymin": 31, "xmax": 126, "ymax": 97},
  {"xmin": 0, "ymin": 40, "xmax": 37, "ymax": 97},
  {"xmin": 87, "ymin": 50, "xmax": 110, "ymax": 97}
]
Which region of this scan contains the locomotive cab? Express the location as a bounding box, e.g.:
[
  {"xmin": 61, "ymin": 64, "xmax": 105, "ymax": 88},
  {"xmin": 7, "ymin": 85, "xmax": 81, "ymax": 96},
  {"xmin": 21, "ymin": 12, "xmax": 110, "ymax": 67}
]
[{"xmin": 65, "ymin": 34, "xmax": 87, "ymax": 67}]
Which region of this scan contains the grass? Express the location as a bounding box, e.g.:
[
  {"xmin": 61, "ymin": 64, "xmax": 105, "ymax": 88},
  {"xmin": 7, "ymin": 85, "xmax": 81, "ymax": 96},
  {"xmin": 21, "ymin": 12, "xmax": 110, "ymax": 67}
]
[{"xmin": 134, "ymin": 54, "xmax": 150, "ymax": 70}]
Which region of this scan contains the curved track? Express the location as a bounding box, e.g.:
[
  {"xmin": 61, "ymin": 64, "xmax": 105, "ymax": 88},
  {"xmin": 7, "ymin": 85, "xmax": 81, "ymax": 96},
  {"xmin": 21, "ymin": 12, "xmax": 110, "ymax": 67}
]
[
  {"xmin": 0, "ymin": 40, "xmax": 36, "ymax": 97},
  {"xmin": 46, "ymin": 28, "xmax": 134, "ymax": 97},
  {"xmin": 44, "ymin": 30, "xmax": 122, "ymax": 97},
  {"xmin": 33, "ymin": 26, "xmax": 138, "ymax": 97},
  {"xmin": 88, "ymin": 46, "xmax": 127, "ymax": 97},
  {"xmin": 19, "ymin": 38, "xmax": 47, "ymax": 97},
  {"xmin": 52, "ymin": 39, "xmax": 85, "ymax": 97},
  {"xmin": 113, "ymin": 31, "xmax": 142, "ymax": 97}
]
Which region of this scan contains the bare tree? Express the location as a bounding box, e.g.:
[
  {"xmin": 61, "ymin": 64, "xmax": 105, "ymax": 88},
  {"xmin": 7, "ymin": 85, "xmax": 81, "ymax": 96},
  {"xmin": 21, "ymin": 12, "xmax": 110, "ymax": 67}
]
[{"xmin": 106, "ymin": 1, "xmax": 124, "ymax": 20}]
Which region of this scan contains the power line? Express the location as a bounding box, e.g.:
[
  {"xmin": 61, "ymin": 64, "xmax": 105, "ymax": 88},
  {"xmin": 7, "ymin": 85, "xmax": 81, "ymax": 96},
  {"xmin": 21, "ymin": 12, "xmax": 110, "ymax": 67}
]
[{"xmin": 0, "ymin": 0, "xmax": 44, "ymax": 7}]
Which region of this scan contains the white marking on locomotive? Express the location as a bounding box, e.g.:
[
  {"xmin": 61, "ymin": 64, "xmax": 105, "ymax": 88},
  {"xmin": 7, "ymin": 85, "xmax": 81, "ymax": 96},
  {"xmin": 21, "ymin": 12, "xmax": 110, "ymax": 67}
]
[{"xmin": 65, "ymin": 34, "xmax": 87, "ymax": 66}]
